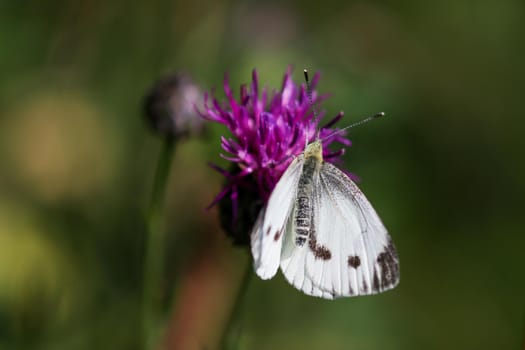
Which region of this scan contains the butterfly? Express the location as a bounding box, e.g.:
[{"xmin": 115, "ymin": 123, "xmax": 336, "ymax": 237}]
[{"xmin": 250, "ymin": 133, "xmax": 399, "ymax": 299}]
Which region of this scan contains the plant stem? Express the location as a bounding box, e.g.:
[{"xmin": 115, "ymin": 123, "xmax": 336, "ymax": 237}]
[
  {"xmin": 143, "ymin": 136, "xmax": 176, "ymax": 350},
  {"xmin": 219, "ymin": 258, "xmax": 253, "ymax": 350}
]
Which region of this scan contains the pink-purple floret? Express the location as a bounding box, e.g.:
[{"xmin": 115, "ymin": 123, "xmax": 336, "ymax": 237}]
[{"xmin": 200, "ymin": 68, "xmax": 353, "ymax": 211}]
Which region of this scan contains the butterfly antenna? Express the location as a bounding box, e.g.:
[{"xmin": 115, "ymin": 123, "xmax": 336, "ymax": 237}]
[
  {"xmin": 303, "ymin": 69, "xmax": 321, "ymax": 140},
  {"xmin": 321, "ymin": 112, "xmax": 385, "ymax": 141}
]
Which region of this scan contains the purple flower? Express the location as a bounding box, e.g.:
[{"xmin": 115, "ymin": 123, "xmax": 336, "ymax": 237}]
[{"xmin": 200, "ymin": 68, "xmax": 352, "ymax": 244}]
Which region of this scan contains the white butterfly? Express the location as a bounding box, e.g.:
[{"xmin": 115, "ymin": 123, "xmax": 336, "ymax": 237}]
[{"xmin": 250, "ymin": 139, "xmax": 399, "ymax": 299}]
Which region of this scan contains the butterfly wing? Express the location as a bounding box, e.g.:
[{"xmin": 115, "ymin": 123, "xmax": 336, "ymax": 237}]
[
  {"xmin": 279, "ymin": 210, "xmax": 336, "ymax": 299},
  {"xmin": 278, "ymin": 161, "xmax": 338, "ymax": 299},
  {"xmin": 251, "ymin": 155, "xmax": 304, "ymax": 279},
  {"xmin": 308, "ymin": 162, "xmax": 399, "ymax": 297},
  {"xmin": 281, "ymin": 161, "xmax": 399, "ymax": 299}
]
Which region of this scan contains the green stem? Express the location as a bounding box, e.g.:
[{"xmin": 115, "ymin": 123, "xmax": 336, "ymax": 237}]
[
  {"xmin": 219, "ymin": 258, "xmax": 253, "ymax": 350},
  {"xmin": 143, "ymin": 136, "xmax": 176, "ymax": 350}
]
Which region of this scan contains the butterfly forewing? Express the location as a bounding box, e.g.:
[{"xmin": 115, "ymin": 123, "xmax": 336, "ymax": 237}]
[
  {"xmin": 251, "ymin": 155, "xmax": 304, "ymax": 279},
  {"xmin": 312, "ymin": 162, "xmax": 400, "ymax": 296}
]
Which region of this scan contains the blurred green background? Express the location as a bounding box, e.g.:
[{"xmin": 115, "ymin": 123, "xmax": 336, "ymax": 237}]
[{"xmin": 1, "ymin": 0, "xmax": 524, "ymax": 349}]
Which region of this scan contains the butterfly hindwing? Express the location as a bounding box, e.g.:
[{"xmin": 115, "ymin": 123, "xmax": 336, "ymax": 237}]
[
  {"xmin": 280, "ymin": 207, "xmax": 336, "ymax": 299},
  {"xmin": 279, "ymin": 162, "xmax": 337, "ymax": 299}
]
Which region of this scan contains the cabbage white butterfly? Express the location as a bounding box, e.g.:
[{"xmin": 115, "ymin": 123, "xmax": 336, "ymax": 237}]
[{"xmin": 250, "ymin": 70, "xmax": 399, "ymax": 299}]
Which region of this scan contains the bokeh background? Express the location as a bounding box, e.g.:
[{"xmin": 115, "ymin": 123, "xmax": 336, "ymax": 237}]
[{"xmin": 1, "ymin": 0, "xmax": 524, "ymax": 349}]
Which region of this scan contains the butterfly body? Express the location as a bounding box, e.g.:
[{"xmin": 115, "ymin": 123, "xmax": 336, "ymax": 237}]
[
  {"xmin": 251, "ymin": 140, "xmax": 399, "ymax": 299},
  {"xmin": 294, "ymin": 141, "xmax": 323, "ymax": 246}
]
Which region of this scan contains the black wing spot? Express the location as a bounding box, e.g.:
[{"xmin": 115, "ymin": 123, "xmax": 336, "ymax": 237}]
[
  {"xmin": 273, "ymin": 230, "xmax": 281, "ymax": 241},
  {"xmin": 308, "ymin": 237, "xmax": 332, "ymax": 260},
  {"xmin": 372, "ymin": 241, "xmax": 399, "ymax": 292},
  {"xmin": 347, "ymin": 255, "xmax": 361, "ymax": 269},
  {"xmin": 265, "ymin": 226, "xmax": 271, "ymax": 236},
  {"xmin": 373, "ymin": 240, "xmax": 400, "ymax": 292}
]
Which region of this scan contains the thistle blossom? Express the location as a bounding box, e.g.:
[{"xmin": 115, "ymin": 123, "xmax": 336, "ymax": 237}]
[{"xmin": 200, "ymin": 68, "xmax": 352, "ymax": 243}]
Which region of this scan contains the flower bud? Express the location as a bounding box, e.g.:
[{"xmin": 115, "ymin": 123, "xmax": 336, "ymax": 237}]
[{"xmin": 143, "ymin": 72, "xmax": 204, "ymax": 138}]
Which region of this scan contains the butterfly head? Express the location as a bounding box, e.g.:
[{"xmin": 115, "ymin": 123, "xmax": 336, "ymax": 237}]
[{"xmin": 304, "ymin": 140, "xmax": 323, "ymax": 162}]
